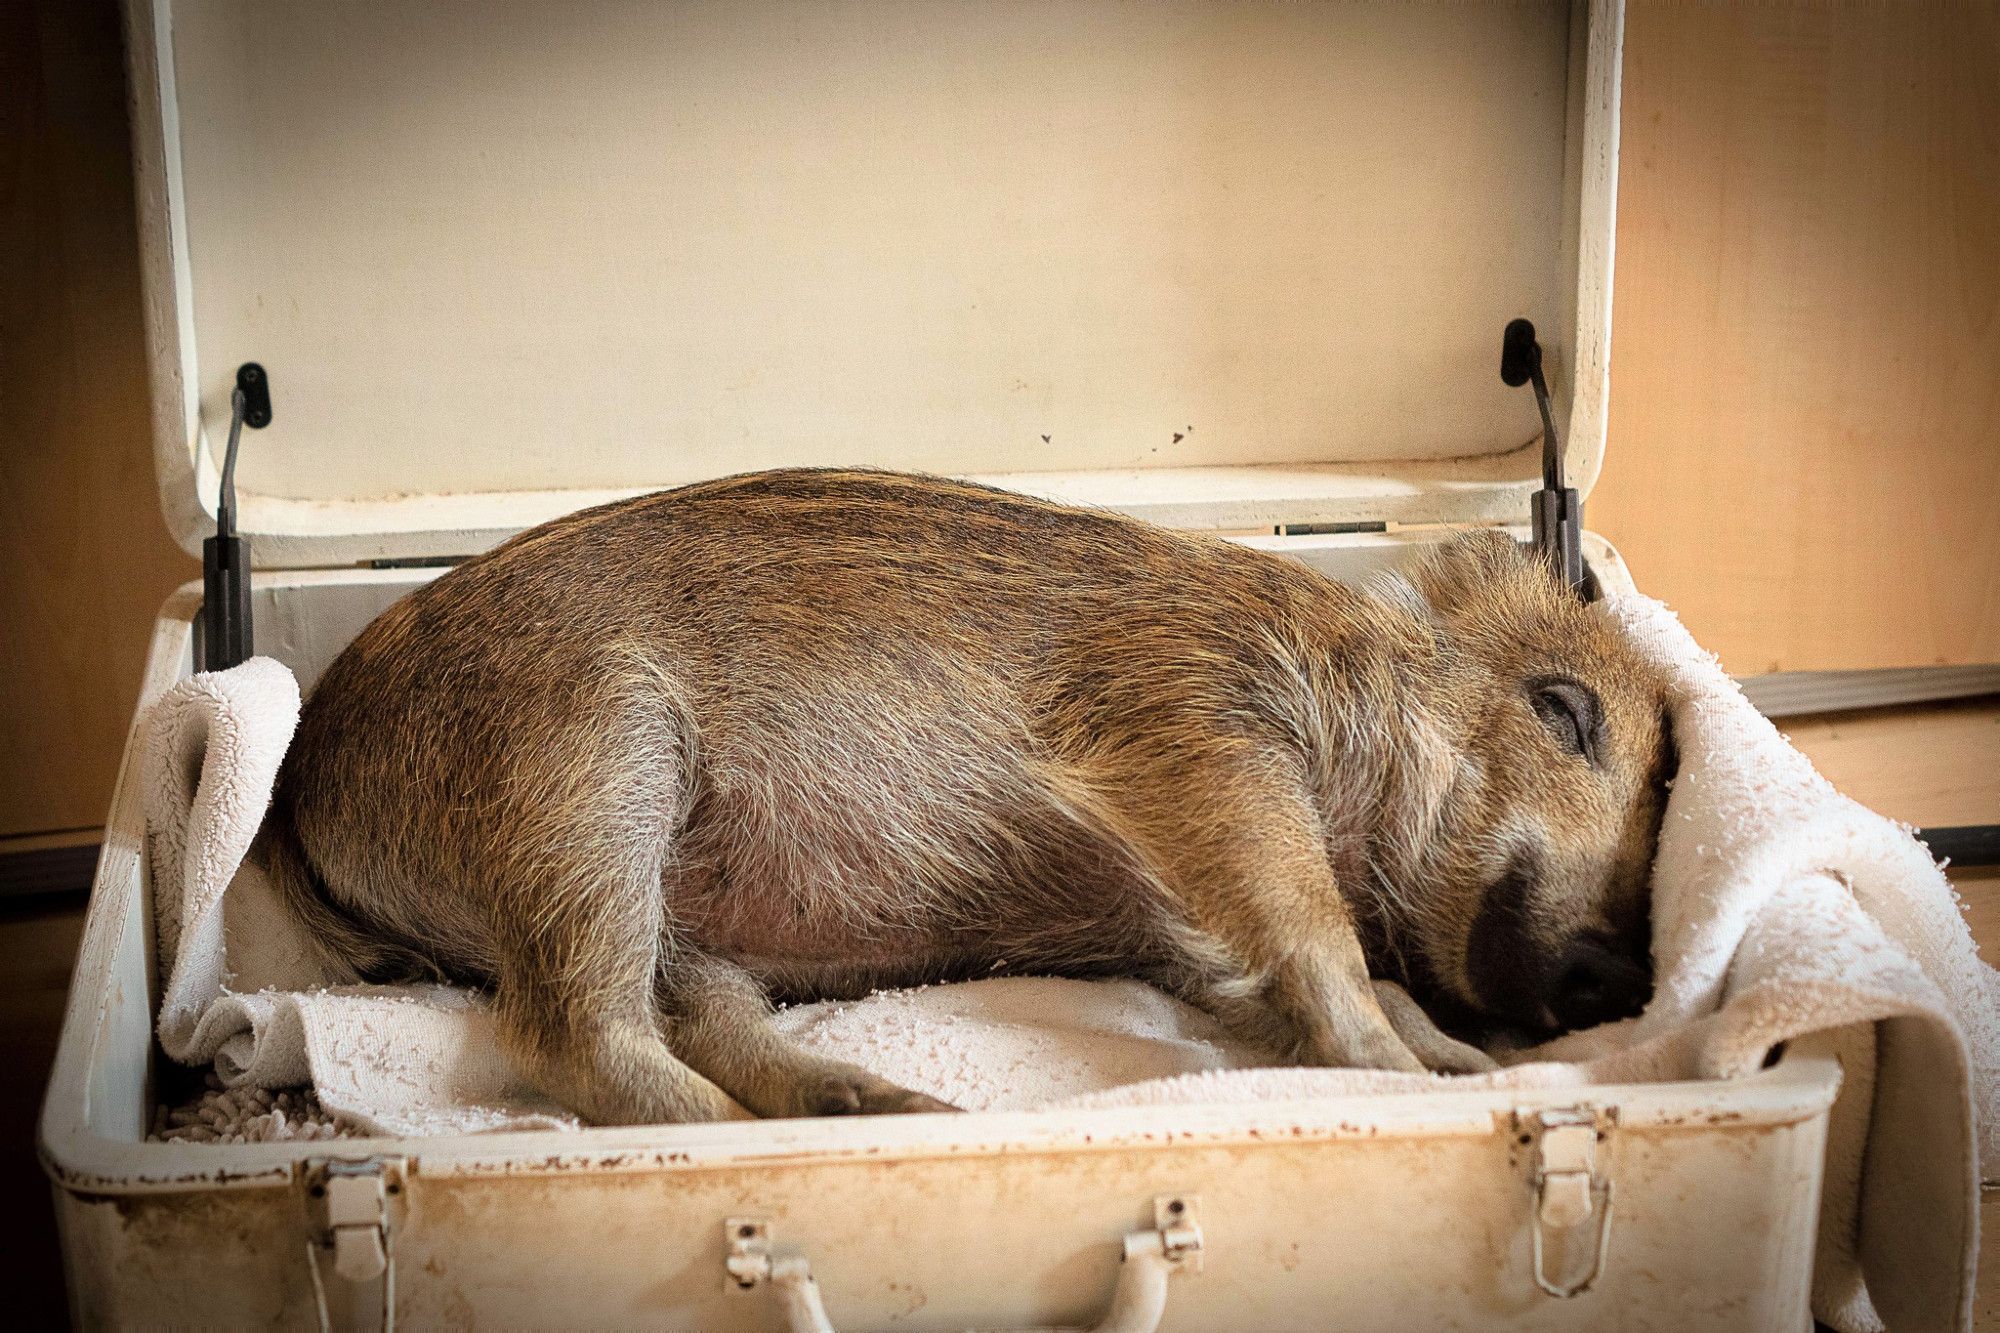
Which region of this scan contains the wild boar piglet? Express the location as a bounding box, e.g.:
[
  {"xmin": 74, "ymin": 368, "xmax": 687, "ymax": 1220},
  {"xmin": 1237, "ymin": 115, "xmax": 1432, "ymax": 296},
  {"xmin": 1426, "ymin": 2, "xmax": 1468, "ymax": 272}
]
[{"xmin": 262, "ymin": 468, "xmax": 1675, "ymax": 1124}]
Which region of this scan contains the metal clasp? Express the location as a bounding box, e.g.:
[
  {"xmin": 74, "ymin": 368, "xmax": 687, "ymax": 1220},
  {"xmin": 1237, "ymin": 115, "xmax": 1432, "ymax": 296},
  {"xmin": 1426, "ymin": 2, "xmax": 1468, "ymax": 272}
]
[
  {"xmin": 1524, "ymin": 1106, "xmax": 1615, "ymax": 1298},
  {"xmin": 303, "ymin": 1156, "xmax": 407, "ymax": 1332}
]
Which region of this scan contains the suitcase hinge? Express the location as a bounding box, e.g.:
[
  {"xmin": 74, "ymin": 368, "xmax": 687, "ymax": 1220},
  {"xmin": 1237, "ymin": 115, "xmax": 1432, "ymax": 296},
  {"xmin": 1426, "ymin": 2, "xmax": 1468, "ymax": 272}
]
[
  {"xmin": 302, "ymin": 1155, "xmax": 408, "ymax": 1332},
  {"xmin": 1522, "ymin": 1106, "xmax": 1615, "ymax": 1299}
]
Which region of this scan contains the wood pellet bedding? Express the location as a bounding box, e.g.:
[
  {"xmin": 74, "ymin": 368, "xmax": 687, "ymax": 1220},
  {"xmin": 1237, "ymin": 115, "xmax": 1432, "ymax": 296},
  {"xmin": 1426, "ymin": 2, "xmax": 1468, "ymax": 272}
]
[{"xmin": 150, "ymin": 1075, "xmax": 352, "ymax": 1144}]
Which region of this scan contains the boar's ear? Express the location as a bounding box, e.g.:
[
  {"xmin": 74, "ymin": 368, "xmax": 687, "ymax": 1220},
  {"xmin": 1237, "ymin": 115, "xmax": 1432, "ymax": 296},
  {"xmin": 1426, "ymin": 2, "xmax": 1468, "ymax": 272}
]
[
  {"xmin": 1411, "ymin": 530, "xmax": 1532, "ymax": 613},
  {"xmin": 1653, "ymin": 702, "xmax": 1681, "ymax": 794}
]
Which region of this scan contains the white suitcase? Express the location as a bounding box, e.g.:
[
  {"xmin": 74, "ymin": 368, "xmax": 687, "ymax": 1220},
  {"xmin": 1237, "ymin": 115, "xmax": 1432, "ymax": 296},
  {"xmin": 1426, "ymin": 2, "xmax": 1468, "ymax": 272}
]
[{"xmin": 42, "ymin": 2, "xmax": 1848, "ymax": 1328}]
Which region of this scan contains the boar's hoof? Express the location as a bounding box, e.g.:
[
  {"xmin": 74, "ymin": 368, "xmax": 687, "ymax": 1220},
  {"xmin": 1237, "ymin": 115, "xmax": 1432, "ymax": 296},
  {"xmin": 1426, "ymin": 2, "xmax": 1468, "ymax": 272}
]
[{"xmin": 799, "ymin": 1065, "xmax": 960, "ymax": 1117}]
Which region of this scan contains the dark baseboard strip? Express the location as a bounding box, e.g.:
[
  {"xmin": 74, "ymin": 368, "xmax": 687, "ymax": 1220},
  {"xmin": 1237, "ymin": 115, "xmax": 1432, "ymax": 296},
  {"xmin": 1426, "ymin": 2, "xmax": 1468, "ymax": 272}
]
[
  {"xmin": 0, "ymin": 841, "xmax": 102, "ymax": 901},
  {"xmin": 1739, "ymin": 666, "xmax": 2000, "ymax": 718},
  {"xmin": 1920, "ymin": 825, "xmax": 2000, "ymax": 871}
]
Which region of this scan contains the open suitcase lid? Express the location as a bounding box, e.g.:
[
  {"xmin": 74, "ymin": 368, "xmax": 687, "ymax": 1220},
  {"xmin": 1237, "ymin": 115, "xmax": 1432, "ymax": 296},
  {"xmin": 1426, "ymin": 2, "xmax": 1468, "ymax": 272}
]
[{"xmin": 129, "ymin": 0, "xmax": 1621, "ymax": 569}]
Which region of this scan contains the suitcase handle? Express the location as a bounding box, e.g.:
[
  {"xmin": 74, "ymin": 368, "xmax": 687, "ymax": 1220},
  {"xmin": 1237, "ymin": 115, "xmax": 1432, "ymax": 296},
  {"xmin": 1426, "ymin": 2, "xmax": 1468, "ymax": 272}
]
[{"xmin": 728, "ymin": 1196, "xmax": 1203, "ymax": 1333}]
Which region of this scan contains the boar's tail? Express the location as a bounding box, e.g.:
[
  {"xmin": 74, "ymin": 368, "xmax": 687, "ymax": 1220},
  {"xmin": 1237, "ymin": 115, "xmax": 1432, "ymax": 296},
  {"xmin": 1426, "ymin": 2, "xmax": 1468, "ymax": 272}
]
[{"xmin": 253, "ymin": 801, "xmax": 427, "ymax": 984}]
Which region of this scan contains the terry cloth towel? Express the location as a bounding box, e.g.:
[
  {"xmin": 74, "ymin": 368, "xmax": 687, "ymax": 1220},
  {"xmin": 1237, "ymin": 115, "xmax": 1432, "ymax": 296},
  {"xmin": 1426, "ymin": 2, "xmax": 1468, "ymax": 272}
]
[
  {"xmin": 145, "ymin": 657, "xmax": 578, "ymax": 1136},
  {"xmin": 145, "ymin": 597, "xmax": 1998, "ymax": 1332}
]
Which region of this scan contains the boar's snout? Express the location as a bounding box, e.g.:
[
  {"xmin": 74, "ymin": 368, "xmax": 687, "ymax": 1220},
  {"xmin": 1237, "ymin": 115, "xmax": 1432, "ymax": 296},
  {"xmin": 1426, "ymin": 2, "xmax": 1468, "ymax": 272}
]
[{"xmin": 1548, "ymin": 935, "xmax": 1652, "ymax": 1032}]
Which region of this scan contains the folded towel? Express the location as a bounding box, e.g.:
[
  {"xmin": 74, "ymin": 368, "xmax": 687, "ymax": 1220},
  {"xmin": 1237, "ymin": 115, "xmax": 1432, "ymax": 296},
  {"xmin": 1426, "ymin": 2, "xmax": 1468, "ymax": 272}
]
[
  {"xmin": 144, "ymin": 657, "xmax": 577, "ymax": 1136},
  {"xmin": 144, "ymin": 595, "xmax": 1997, "ymax": 1332}
]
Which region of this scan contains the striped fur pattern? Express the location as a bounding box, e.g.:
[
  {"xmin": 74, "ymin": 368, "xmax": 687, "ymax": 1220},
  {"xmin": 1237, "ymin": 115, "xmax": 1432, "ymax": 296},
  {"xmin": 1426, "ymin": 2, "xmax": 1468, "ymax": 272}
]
[{"xmin": 261, "ymin": 469, "xmax": 1674, "ymax": 1124}]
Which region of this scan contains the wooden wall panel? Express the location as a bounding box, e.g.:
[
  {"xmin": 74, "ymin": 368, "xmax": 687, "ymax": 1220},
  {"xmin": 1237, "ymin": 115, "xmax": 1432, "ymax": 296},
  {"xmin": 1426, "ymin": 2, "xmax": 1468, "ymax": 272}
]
[
  {"xmin": 0, "ymin": 0, "xmax": 197, "ymax": 839},
  {"xmin": 1595, "ymin": 1, "xmax": 2000, "ymax": 676}
]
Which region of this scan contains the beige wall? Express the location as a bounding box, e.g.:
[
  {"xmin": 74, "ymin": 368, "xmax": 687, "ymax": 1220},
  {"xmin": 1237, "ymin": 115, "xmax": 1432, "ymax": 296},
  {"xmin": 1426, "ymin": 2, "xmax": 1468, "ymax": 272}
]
[{"xmin": 2, "ymin": 1, "xmax": 1995, "ymax": 840}]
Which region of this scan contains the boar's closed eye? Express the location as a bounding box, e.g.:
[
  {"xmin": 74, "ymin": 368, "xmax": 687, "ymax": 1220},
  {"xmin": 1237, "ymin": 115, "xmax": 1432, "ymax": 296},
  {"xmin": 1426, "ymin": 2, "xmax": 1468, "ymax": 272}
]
[{"xmin": 1528, "ymin": 678, "xmax": 1602, "ymax": 765}]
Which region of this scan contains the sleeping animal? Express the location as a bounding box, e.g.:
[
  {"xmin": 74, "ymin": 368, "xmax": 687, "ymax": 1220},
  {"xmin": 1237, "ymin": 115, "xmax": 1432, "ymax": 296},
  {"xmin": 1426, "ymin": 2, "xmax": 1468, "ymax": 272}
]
[{"xmin": 260, "ymin": 469, "xmax": 1674, "ymax": 1124}]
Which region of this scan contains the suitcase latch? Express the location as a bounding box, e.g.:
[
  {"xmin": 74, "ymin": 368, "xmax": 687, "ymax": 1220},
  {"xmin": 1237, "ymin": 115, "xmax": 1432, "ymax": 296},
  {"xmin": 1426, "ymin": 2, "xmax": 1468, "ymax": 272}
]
[
  {"xmin": 1523, "ymin": 1106, "xmax": 1615, "ymax": 1299},
  {"xmin": 303, "ymin": 1156, "xmax": 407, "ymax": 1332}
]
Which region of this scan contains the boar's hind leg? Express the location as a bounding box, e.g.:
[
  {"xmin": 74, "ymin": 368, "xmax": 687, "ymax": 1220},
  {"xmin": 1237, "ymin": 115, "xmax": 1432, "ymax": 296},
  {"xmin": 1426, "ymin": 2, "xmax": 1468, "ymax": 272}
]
[
  {"xmin": 482, "ymin": 729, "xmax": 739, "ymax": 1123},
  {"xmin": 480, "ymin": 659, "xmax": 758, "ymax": 1125},
  {"xmin": 491, "ymin": 897, "xmax": 741, "ymax": 1125},
  {"xmin": 659, "ymin": 952, "xmax": 959, "ymax": 1118}
]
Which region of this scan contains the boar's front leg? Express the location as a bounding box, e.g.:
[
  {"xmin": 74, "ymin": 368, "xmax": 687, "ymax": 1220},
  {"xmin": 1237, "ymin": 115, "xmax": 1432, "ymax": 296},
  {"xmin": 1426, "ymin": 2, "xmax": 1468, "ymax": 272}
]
[
  {"xmin": 1136, "ymin": 776, "xmax": 1429, "ymax": 1075},
  {"xmin": 1372, "ymin": 980, "xmax": 1497, "ymax": 1074}
]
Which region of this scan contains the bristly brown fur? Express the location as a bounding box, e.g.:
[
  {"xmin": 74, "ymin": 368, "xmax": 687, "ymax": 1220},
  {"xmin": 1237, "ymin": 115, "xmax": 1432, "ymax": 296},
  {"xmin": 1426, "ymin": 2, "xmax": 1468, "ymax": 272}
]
[{"xmin": 264, "ymin": 468, "xmax": 1674, "ymax": 1124}]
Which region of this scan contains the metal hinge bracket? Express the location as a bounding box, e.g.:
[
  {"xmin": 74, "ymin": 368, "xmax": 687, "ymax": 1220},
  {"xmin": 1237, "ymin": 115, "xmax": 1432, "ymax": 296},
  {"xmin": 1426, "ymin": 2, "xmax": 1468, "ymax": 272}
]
[
  {"xmin": 1519, "ymin": 1106, "xmax": 1615, "ymax": 1299},
  {"xmin": 724, "ymin": 1217, "xmax": 774, "ymax": 1291},
  {"xmin": 1143, "ymin": 1194, "xmax": 1205, "ymax": 1274}
]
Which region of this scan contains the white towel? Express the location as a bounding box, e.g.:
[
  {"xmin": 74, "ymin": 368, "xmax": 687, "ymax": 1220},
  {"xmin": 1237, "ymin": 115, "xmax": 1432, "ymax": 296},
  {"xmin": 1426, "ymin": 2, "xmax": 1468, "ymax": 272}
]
[
  {"xmin": 145, "ymin": 596, "xmax": 1997, "ymax": 1332},
  {"xmin": 144, "ymin": 658, "xmax": 578, "ymax": 1136}
]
